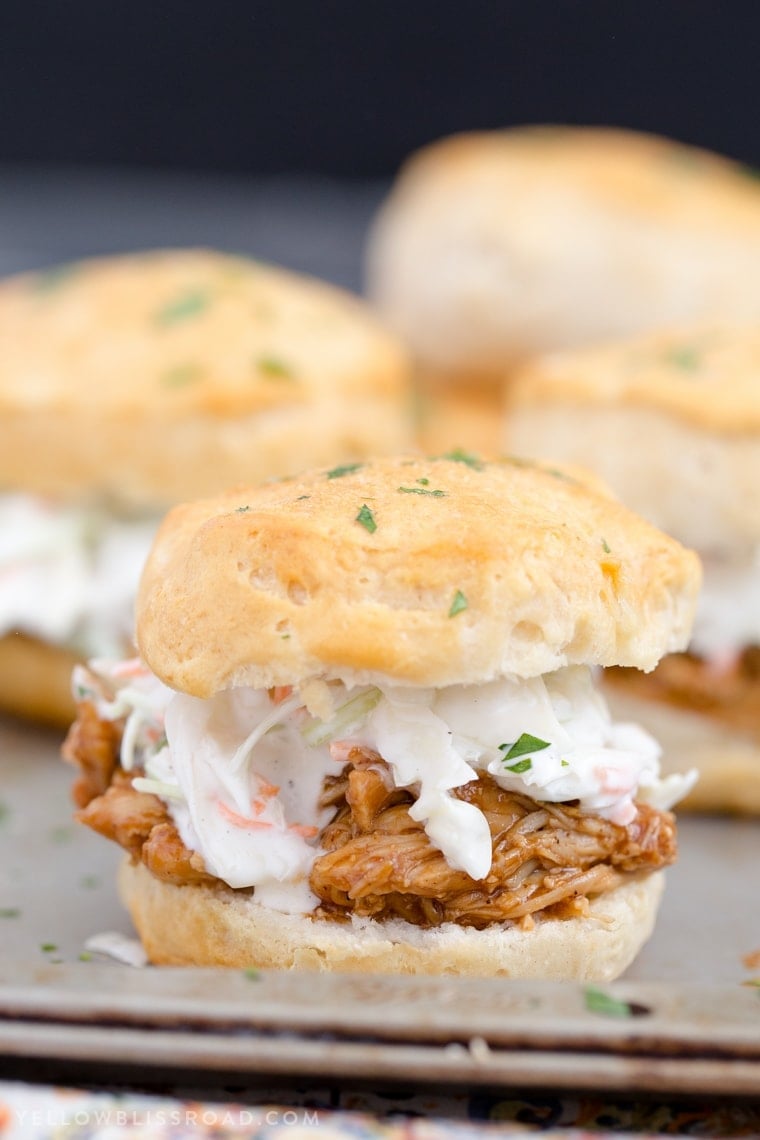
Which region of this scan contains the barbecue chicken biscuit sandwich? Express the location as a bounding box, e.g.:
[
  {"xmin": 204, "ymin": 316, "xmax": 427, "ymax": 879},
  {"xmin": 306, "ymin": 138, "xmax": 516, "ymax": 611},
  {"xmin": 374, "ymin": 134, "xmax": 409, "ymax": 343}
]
[
  {"xmin": 366, "ymin": 126, "xmax": 760, "ymax": 391},
  {"xmin": 0, "ymin": 249, "xmax": 413, "ymax": 725},
  {"xmin": 506, "ymin": 324, "xmax": 760, "ymax": 812},
  {"xmin": 64, "ymin": 455, "xmax": 700, "ymax": 978}
]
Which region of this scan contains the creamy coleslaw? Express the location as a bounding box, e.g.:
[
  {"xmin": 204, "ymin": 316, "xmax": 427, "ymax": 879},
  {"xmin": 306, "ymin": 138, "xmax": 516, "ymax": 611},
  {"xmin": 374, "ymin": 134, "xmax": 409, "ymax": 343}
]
[
  {"xmin": 0, "ymin": 493, "xmax": 156, "ymax": 656},
  {"xmin": 76, "ymin": 658, "xmax": 696, "ymax": 913}
]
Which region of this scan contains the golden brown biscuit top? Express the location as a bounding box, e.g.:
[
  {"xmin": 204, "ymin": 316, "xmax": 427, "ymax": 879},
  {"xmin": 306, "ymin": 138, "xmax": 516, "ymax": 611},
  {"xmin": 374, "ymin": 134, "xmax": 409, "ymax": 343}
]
[
  {"xmin": 0, "ymin": 248, "xmax": 408, "ymax": 416},
  {"xmin": 137, "ymin": 454, "xmax": 700, "ymax": 696},
  {"xmin": 398, "ymin": 126, "xmax": 760, "ymax": 233},
  {"xmin": 509, "ymin": 324, "xmax": 760, "ymax": 433}
]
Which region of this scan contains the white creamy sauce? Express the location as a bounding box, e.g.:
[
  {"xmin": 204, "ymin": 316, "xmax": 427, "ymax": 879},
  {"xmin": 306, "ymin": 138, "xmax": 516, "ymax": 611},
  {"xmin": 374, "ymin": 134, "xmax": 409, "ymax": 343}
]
[
  {"xmin": 0, "ymin": 492, "xmax": 155, "ymax": 656},
  {"xmin": 690, "ymin": 548, "xmax": 760, "ymax": 661},
  {"xmin": 80, "ymin": 661, "xmax": 696, "ymax": 914}
]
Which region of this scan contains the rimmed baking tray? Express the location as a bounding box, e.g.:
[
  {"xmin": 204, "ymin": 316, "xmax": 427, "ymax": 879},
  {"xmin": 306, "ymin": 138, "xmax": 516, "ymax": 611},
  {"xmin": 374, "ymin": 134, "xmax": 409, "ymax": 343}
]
[{"xmin": 2, "ymin": 718, "xmax": 759, "ymax": 1096}]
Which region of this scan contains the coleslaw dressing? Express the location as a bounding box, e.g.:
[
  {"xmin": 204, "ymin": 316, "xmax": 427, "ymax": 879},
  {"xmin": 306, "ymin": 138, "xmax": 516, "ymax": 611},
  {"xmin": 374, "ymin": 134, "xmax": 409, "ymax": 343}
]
[{"xmin": 77, "ymin": 660, "xmax": 696, "ymax": 914}]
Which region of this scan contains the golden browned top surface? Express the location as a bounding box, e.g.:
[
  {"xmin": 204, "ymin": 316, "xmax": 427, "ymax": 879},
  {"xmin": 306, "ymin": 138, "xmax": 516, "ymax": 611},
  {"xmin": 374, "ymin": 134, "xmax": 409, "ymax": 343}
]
[
  {"xmin": 509, "ymin": 323, "xmax": 760, "ymax": 433},
  {"xmin": 400, "ymin": 126, "xmax": 760, "ymax": 232},
  {"xmin": 0, "ymin": 249, "xmax": 413, "ymax": 505},
  {"xmin": 137, "ymin": 453, "xmax": 700, "ymax": 695}
]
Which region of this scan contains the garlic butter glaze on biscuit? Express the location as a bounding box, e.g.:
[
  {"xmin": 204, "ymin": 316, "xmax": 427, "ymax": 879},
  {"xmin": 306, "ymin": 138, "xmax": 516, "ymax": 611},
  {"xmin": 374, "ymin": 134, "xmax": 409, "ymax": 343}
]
[
  {"xmin": 367, "ymin": 126, "xmax": 760, "ymax": 386},
  {"xmin": 507, "ymin": 324, "xmax": 760, "ymax": 812},
  {"xmin": 65, "ymin": 456, "xmax": 700, "ymax": 978},
  {"xmin": 0, "ymin": 249, "xmax": 413, "ymax": 725}
]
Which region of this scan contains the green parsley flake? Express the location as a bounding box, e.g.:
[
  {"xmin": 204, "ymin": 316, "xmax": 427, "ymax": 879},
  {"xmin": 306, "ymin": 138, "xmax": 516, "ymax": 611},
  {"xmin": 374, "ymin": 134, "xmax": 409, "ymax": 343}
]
[
  {"xmin": 397, "ymin": 486, "xmax": 447, "ymax": 497},
  {"xmin": 40, "ymin": 942, "xmax": 58, "ymax": 954},
  {"xmin": 50, "ymin": 826, "xmax": 74, "ymax": 844},
  {"xmin": 243, "ymin": 967, "xmax": 261, "ymax": 981},
  {"xmin": 440, "ymin": 449, "xmax": 483, "ymax": 470},
  {"xmin": 601, "ymin": 538, "xmax": 611, "ymax": 554},
  {"xmin": 664, "ymin": 345, "xmax": 700, "ymax": 372},
  {"xmin": 155, "ymin": 289, "xmax": 210, "ymax": 326},
  {"xmin": 257, "ymin": 355, "xmax": 294, "ymax": 379},
  {"xmin": 235, "ymin": 505, "xmax": 251, "ymax": 513},
  {"xmin": 31, "ymin": 263, "xmax": 78, "ymax": 293},
  {"xmin": 161, "ymin": 363, "xmax": 203, "ymax": 388},
  {"xmin": 355, "ymin": 504, "xmax": 377, "ymax": 534},
  {"xmin": 78, "ymin": 952, "xmax": 93, "ymax": 962},
  {"xmin": 80, "ymin": 875, "xmax": 101, "ymax": 890},
  {"xmin": 448, "ymin": 590, "xmax": 468, "ymax": 618},
  {"xmin": 417, "ymin": 477, "xmax": 430, "ymax": 486},
  {"xmin": 327, "ymin": 462, "xmax": 364, "ymax": 479},
  {"xmin": 0, "ymin": 908, "xmax": 20, "ymax": 919},
  {"xmin": 500, "ymin": 733, "xmax": 551, "ymax": 772},
  {"xmin": 295, "ymin": 495, "xmax": 311, "ymax": 501},
  {"xmin": 583, "ymin": 985, "xmax": 634, "ymax": 1018}
]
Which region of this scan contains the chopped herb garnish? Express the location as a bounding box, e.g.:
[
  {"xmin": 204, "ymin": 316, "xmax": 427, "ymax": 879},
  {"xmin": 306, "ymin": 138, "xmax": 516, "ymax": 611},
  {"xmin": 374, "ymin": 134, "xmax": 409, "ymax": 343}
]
[
  {"xmin": 49, "ymin": 829, "xmax": 74, "ymax": 848},
  {"xmin": 80, "ymin": 875, "xmax": 101, "ymax": 890},
  {"xmin": 78, "ymin": 952, "xmax": 93, "ymax": 962},
  {"xmin": 281, "ymin": 633, "xmax": 291, "ymax": 640},
  {"xmin": 48, "ymin": 829, "xmax": 73, "ymax": 848},
  {"xmin": 355, "ymin": 504, "xmax": 377, "ymax": 534},
  {"xmin": 160, "ymin": 363, "xmax": 203, "ymax": 388},
  {"xmin": 155, "ymin": 289, "xmax": 210, "ymax": 325},
  {"xmin": 417, "ymin": 477, "xmax": 430, "ymax": 486},
  {"xmin": 257, "ymin": 355, "xmax": 294, "ymax": 378},
  {"xmin": 601, "ymin": 538, "xmax": 611, "ymax": 554},
  {"xmin": 742, "ymin": 978, "xmax": 760, "ymax": 987},
  {"xmin": 584, "ymin": 985, "xmax": 633, "ymax": 1018},
  {"xmin": 503, "ymin": 757, "xmax": 533, "ymax": 774},
  {"xmin": 235, "ymin": 505, "xmax": 251, "ymax": 513},
  {"xmin": 448, "ymin": 590, "xmax": 468, "ymax": 618},
  {"xmin": 40, "ymin": 943, "xmax": 58, "ymax": 954},
  {"xmin": 243, "ymin": 967, "xmax": 261, "ymax": 981},
  {"xmin": 31, "ymin": 263, "xmax": 77, "ymax": 293},
  {"xmin": 499, "ymin": 733, "xmax": 551, "ymax": 772},
  {"xmin": 440, "ymin": 448, "xmax": 483, "ymax": 470},
  {"xmin": 295, "ymin": 495, "xmax": 311, "ymax": 501},
  {"xmin": 561, "ymin": 759, "xmax": 570, "ymax": 768},
  {"xmin": 0, "ymin": 908, "xmax": 20, "ymax": 919},
  {"xmin": 664, "ymin": 345, "xmax": 700, "ymax": 372},
  {"xmin": 397, "ymin": 486, "xmax": 447, "ymax": 497},
  {"xmin": 327, "ymin": 462, "xmax": 363, "ymax": 479}
]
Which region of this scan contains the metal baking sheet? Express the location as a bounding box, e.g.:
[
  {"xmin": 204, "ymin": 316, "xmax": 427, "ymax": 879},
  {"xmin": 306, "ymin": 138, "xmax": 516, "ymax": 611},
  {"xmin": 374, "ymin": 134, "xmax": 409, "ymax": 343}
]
[{"xmin": 2, "ymin": 717, "xmax": 759, "ymax": 1095}]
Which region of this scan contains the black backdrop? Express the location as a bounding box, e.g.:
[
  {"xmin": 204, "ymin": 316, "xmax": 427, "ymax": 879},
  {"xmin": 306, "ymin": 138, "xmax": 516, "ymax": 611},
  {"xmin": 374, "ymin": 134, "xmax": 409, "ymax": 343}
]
[{"xmin": 0, "ymin": 0, "xmax": 757, "ymax": 177}]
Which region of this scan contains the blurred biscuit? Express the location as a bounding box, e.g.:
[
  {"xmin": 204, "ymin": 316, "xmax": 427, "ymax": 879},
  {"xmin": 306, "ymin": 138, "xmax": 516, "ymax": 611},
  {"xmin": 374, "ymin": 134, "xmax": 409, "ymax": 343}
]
[
  {"xmin": 506, "ymin": 322, "xmax": 760, "ymax": 812},
  {"xmin": 0, "ymin": 248, "xmax": 414, "ymax": 725},
  {"xmin": 367, "ymin": 126, "xmax": 760, "ymax": 385}
]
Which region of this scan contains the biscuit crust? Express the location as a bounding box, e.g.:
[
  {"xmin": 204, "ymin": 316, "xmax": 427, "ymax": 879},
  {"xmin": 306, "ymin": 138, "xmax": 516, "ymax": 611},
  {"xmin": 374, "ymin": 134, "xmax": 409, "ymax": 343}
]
[
  {"xmin": 0, "ymin": 249, "xmax": 413, "ymax": 509},
  {"xmin": 120, "ymin": 857, "xmax": 664, "ymax": 980},
  {"xmin": 136, "ymin": 455, "xmax": 700, "ymax": 697},
  {"xmin": 507, "ymin": 326, "xmax": 760, "ymax": 551},
  {"xmin": 367, "ymin": 127, "xmax": 760, "ymax": 379}
]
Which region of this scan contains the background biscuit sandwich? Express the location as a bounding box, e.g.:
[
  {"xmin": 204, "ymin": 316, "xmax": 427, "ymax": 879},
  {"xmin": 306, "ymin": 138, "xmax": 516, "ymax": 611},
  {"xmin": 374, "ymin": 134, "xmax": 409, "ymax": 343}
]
[
  {"xmin": 65, "ymin": 455, "xmax": 699, "ymax": 979},
  {"xmin": 365, "ymin": 126, "xmax": 760, "ymax": 453},
  {"xmin": 506, "ymin": 324, "xmax": 760, "ymax": 812},
  {"xmin": 0, "ymin": 248, "xmax": 413, "ymax": 726}
]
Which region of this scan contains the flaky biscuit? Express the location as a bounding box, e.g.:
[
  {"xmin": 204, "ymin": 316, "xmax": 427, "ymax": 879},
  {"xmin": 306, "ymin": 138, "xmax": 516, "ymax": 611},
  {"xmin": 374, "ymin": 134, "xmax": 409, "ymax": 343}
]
[
  {"xmin": 367, "ymin": 127, "xmax": 760, "ymax": 382},
  {"xmin": 136, "ymin": 455, "xmax": 700, "ymax": 697},
  {"xmin": 0, "ymin": 249, "xmax": 414, "ymax": 509},
  {"xmin": 120, "ymin": 857, "xmax": 664, "ymax": 980},
  {"xmin": 507, "ymin": 324, "xmax": 760, "ymax": 553}
]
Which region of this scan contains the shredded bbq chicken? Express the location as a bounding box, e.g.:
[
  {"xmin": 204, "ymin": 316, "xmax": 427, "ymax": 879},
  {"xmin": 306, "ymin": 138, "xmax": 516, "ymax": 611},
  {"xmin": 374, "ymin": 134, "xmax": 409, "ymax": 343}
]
[
  {"xmin": 64, "ymin": 706, "xmax": 677, "ymax": 924},
  {"xmin": 63, "ymin": 703, "xmax": 216, "ymax": 887},
  {"xmin": 310, "ymin": 750, "xmax": 676, "ymax": 927},
  {"xmin": 607, "ymin": 646, "xmax": 760, "ymax": 736}
]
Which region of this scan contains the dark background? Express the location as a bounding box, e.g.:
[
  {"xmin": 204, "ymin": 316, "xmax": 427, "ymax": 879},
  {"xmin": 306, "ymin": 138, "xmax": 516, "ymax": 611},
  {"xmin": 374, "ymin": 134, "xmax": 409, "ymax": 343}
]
[{"xmin": 0, "ymin": 1, "xmax": 756, "ymax": 177}]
